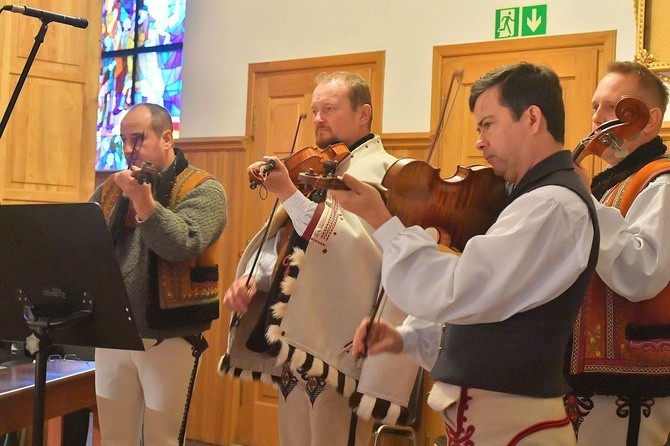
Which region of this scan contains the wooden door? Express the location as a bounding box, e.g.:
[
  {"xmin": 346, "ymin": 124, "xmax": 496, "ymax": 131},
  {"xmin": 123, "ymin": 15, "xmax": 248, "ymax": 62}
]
[
  {"xmin": 432, "ymin": 31, "xmax": 615, "ymax": 180},
  {"xmin": 229, "ymin": 51, "xmax": 385, "ymax": 446},
  {"xmin": 0, "ymin": 0, "xmax": 101, "ymax": 204}
]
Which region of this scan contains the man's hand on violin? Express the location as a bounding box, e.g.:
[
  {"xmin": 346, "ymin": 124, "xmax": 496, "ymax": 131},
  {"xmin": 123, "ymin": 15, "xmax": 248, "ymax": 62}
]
[
  {"xmin": 113, "ymin": 168, "xmax": 156, "ymax": 220},
  {"xmin": 223, "ymin": 275, "xmax": 257, "ymax": 314},
  {"xmin": 248, "ymin": 156, "xmax": 299, "ymax": 202},
  {"xmin": 331, "ymin": 173, "xmax": 392, "ymax": 229},
  {"xmin": 351, "ymin": 317, "xmax": 403, "ymax": 359}
]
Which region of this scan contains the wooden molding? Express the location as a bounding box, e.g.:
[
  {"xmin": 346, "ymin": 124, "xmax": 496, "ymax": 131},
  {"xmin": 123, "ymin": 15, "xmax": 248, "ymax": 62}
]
[
  {"xmin": 380, "ymin": 132, "xmax": 432, "ymax": 150},
  {"xmin": 661, "ymin": 123, "xmax": 670, "ymax": 144},
  {"xmin": 246, "ymin": 51, "xmax": 386, "ymax": 137},
  {"xmin": 175, "ymin": 136, "xmax": 248, "ymax": 153},
  {"xmin": 174, "ymin": 132, "xmax": 436, "ymax": 160}
]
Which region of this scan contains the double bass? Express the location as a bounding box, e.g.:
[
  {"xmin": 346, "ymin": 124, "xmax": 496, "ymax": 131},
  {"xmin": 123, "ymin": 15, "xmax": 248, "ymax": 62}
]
[
  {"xmin": 572, "ymin": 95, "xmax": 649, "ymax": 164},
  {"xmin": 572, "ymin": 95, "xmax": 650, "ymax": 200}
]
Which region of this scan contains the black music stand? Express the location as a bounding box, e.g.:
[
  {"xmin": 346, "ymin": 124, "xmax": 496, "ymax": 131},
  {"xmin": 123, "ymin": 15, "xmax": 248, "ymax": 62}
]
[{"xmin": 0, "ymin": 202, "xmax": 143, "ymax": 446}]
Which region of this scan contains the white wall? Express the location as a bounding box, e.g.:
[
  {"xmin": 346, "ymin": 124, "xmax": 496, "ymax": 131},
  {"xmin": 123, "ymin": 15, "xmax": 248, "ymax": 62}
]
[{"xmin": 180, "ymin": 0, "xmax": 638, "ymax": 138}]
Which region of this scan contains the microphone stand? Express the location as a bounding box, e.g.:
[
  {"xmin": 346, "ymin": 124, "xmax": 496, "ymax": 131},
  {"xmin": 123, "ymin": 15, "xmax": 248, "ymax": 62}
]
[{"xmin": 0, "ymin": 20, "xmax": 50, "ymax": 139}]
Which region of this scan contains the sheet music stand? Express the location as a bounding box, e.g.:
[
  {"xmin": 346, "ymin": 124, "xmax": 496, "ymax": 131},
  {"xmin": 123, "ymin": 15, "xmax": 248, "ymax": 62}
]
[{"xmin": 0, "ymin": 202, "xmax": 143, "ymax": 446}]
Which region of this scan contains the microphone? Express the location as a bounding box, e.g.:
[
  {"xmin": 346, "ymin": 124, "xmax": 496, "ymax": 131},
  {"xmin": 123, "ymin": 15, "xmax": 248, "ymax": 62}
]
[{"xmin": 1, "ymin": 5, "xmax": 88, "ymax": 29}]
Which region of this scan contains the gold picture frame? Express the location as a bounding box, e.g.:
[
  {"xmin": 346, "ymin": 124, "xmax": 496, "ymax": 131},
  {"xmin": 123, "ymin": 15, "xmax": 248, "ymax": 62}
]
[
  {"xmin": 636, "ymin": 0, "xmax": 670, "ymax": 137},
  {"xmin": 634, "ymin": 0, "xmax": 670, "ymax": 82}
]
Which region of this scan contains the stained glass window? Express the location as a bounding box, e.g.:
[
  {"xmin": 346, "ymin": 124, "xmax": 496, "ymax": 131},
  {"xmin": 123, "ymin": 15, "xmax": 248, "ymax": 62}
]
[{"xmin": 95, "ymin": 0, "xmax": 185, "ymax": 171}]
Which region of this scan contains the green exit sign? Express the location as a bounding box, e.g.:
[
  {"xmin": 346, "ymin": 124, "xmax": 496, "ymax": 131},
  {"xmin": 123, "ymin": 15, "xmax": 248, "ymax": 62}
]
[{"xmin": 495, "ymin": 4, "xmax": 547, "ymax": 39}]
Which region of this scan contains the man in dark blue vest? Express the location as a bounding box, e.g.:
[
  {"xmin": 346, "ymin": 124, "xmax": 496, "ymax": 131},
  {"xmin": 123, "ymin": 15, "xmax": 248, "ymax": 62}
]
[{"xmin": 332, "ymin": 62, "xmax": 600, "ymax": 445}]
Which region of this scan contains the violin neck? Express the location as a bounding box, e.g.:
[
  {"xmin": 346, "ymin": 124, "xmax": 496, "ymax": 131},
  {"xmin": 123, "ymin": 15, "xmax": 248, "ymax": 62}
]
[{"xmin": 572, "ymin": 140, "xmax": 587, "ymax": 164}]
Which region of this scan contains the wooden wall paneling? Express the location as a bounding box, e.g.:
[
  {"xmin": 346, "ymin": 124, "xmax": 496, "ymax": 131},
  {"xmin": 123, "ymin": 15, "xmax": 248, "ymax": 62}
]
[
  {"xmin": 661, "ymin": 124, "xmax": 670, "ymax": 145},
  {"xmin": 176, "ymin": 136, "xmax": 253, "ymax": 445},
  {"xmin": 0, "ymin": 0, "xmax": 100, "ymax": 204},
  {"xmin": 381, "ymin": 132, "xmax": 432, "ymax": 160}
]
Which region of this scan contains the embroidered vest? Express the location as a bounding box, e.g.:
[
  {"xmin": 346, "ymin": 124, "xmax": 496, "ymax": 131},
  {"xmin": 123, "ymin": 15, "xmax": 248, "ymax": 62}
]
[
  {"xmin": 100, "ymin": 166, "xmax": 220, "ymax": 329},
  {"xmin": 430, "ymin": 151, "xmax": 600, "ymax": 397},
  {"xmin": 568, "ymin": 157, "xmax": 670, "ymax": 397}
]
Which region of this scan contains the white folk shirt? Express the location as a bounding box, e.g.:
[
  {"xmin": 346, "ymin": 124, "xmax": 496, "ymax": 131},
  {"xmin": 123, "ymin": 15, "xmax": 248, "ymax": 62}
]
[
  {"xmin": 594, "ymin": 173, "xmax": 670, "ymax": 301},
  {"xmin": 375, "ymin": 185, "xmax": 594, "ymax": 410}
]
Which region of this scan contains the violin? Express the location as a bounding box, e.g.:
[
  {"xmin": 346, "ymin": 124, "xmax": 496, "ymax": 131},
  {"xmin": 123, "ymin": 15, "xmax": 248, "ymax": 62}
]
[
  {"xmin": 381, "ymin": 160, "xmax": 506, "ymax": 252},
  {"xmin": 300, "ymin": 162, "xmax": 507, "ymax": 252},
  {"xmin": 248, "ymin": 143, "xmax": 350, "ymax": 190},
  {"xmin": 132, "ymin": 162, "xmax": 158, "ymax": 185},
  {"xmin": 573, "ymin": 96, "xmax": 649, "ymax": 164},
  {"xmin": 240, "ymin": 142, "xmax": 350, "ymax": 353}
]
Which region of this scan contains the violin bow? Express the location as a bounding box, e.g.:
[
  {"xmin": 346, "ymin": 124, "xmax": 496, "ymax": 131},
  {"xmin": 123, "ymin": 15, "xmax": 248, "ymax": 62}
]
[
  {"xmin": 231, "ymin": 113, "xmax": 306, "ymax": 328},
  {"xmin": 427, "ymin": 70, "xmax": 463, "ymax": 164},
  {"xmin": 110, "ymin": 132, "xmax": 144, "ymax": 246},
  {"xmin": 361, "ymin": 70, "xmax": 464, "ymax": 358}
]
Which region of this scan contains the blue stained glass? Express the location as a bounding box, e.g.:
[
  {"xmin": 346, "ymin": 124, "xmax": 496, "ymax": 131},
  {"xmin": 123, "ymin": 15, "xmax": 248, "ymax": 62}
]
[
  {"xmin": 138, "ymin": 0, "xmax": 186, "ymax": 48},
  {"xmin": 96, "ymin": 0, "xmax": 185, "ymax": 171},
  {"xmin": 101, "ymin": 0, "xmax": 137, "ymax": 52},
  {"xmin": 96, "ymin": 56, "xmax": 134, "ymax": 170}
]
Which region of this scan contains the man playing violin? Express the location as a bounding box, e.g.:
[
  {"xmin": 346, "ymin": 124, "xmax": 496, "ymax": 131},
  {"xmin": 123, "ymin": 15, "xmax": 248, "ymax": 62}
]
[
  {"xmin": 91, "ymin": 103, "xmax": 227, "ymax": 445},
  {"xmin": 220, "ymin": 71, "xmax": 419, "ymax": 445},
  {"xmin": 331, "ymin": 62, "xmax": 599, "ymax": 445},
  {"xmin": 564, "ymin": 62, "xmax": 670, "ymax": 446}
]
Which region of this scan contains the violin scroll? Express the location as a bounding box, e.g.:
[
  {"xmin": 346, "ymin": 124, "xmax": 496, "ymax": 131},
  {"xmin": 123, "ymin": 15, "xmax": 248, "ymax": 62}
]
[{"xmin": 615, "ymin": 95, "xmax": 648, "ymax": 127}]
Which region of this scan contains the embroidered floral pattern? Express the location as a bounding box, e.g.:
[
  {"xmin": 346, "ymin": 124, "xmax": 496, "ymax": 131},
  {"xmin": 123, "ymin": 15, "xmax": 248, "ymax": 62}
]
[
  {"xmin": 585, "ymin": 324, "xmax": 602, "ymax": 358},
  {"xmin": 445, "ymin": 387, "xmax": 475, "ymax": 446},
  {"xmin": 303, "ymin": 374, "xmax": 327, "ymax": 406},
  {"xmin": 563, "ymin": 394, "xmax": 594, "ymax": 436},
  {"xmin": 615, "ymin": 395, "xmax": 654, "ymax": 420},
  {"xmin": 279, "ymin": 362, "xmax": 298, "ymax": 400}
]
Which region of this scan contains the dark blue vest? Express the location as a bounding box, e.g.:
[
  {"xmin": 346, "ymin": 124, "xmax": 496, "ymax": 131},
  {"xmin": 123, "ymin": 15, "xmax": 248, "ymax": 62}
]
[{"xmin": 429, "ymin": 150, "xmax": 600, "ymax": 397}]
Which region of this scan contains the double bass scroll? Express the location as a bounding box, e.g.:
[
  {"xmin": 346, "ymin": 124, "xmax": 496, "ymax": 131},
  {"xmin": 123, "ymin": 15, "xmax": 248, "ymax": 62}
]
[{"xmin": 572, "ymin": 95, "xmax": 649, "ymax": 164}]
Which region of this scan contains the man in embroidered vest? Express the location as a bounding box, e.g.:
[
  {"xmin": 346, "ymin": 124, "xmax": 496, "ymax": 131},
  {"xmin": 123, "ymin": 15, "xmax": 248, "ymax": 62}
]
[
  {"xmin": 564, "ymin": 62, "xmax": 670, "ymax": 445},
  {"xmin": 219, "ymin": 72, "xmax": 419, "ymax": 445},
  {"xmin": 332, "ymin": 62, "xmax": 600, "ymax": 445},
  {"xmin": 92, "ymin": 103, "xmax": 227, "ymax": 445}
]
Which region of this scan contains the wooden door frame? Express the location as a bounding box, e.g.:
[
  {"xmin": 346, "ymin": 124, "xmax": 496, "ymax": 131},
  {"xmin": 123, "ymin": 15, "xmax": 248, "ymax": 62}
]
[
  {"xmin": 431, "ymin": 31, "xmax": 616, "ymax": 131},
  {"xmin": 246, "ymin": 51, "xmax": 386, "ymax": 139},
  {"xmin": 430, "ymin": 31, "xmax": 616, "ymax": 178}
]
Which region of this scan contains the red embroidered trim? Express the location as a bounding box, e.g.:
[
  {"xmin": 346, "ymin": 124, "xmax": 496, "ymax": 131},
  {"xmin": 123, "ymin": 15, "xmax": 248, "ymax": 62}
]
[
  {"xmin": 445, "ymin": 387, "xmax": 475, "ymax": 446},
  {"xmin": 507, "ymin": 416, "xmax": 571, "ymax": 446}
]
